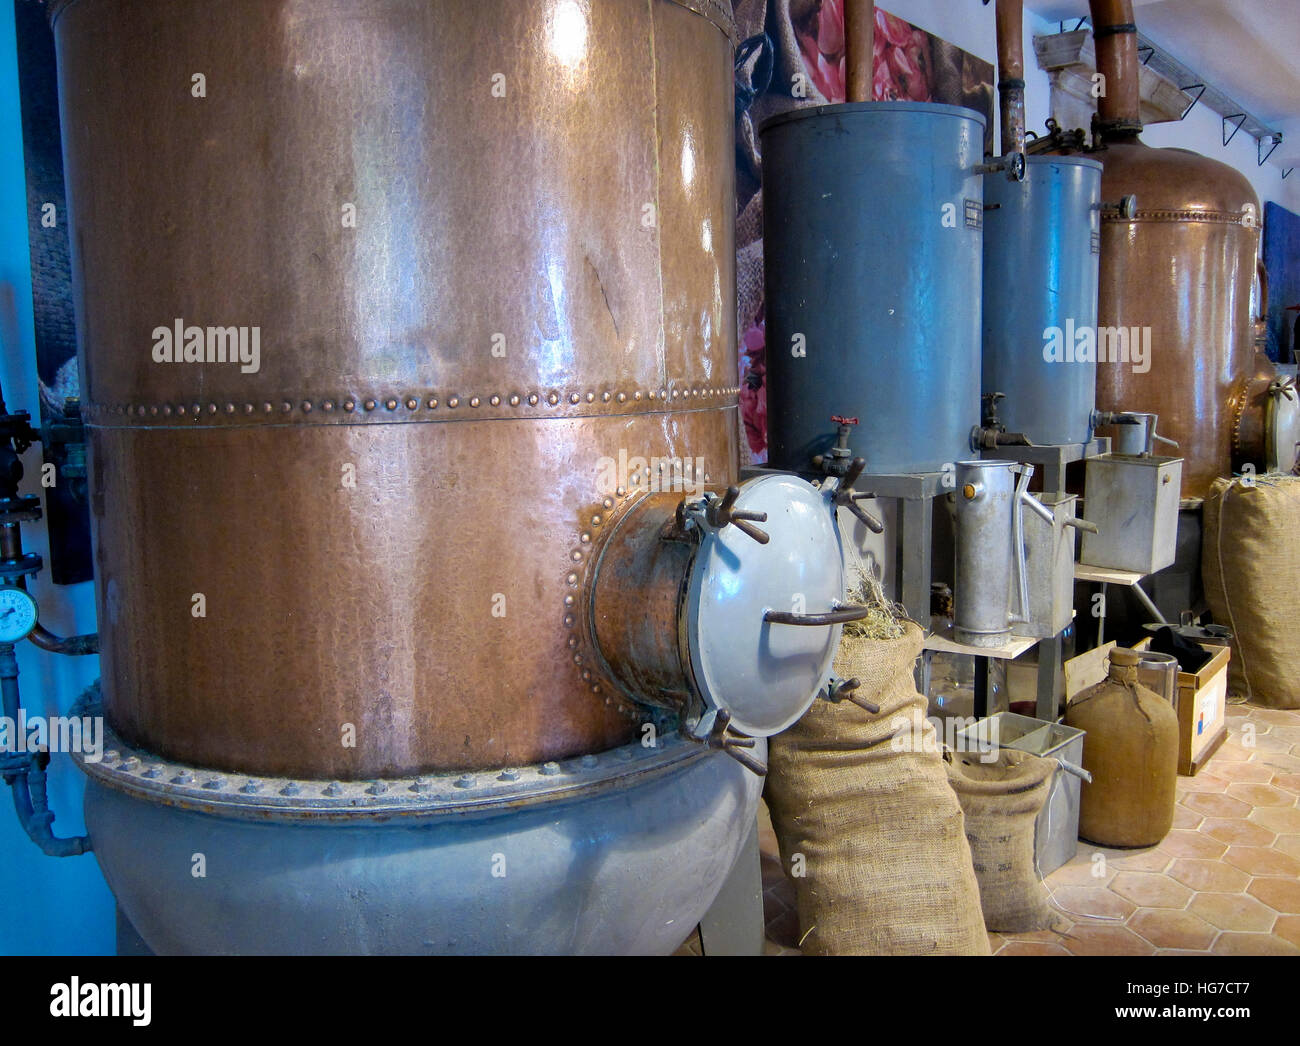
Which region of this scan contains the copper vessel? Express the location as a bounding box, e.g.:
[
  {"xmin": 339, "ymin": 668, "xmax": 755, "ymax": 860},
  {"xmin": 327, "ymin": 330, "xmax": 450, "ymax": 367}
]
[
  {"xmin": 1083, "ymin": 0, "xmax": 1260, "ymax": 498},
  {"xmin": 53, "ymin": 0, "xmax": 741, "ymax": 778}
]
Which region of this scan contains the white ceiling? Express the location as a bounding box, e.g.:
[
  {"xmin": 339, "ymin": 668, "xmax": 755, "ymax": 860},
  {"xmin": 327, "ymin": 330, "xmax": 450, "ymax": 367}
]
[{"xmin": 1026, "ymin": 0, "xmax": 1300, "ymax": 167}]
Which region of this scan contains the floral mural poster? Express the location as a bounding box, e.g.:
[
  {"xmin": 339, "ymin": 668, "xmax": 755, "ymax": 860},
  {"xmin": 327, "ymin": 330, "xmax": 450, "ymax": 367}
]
[{"xmin": 733, "ymin": 1, "xmax": 995, "ymax": 464}]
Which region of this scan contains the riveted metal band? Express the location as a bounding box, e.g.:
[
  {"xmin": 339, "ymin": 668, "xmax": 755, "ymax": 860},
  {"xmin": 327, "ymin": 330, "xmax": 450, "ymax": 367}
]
[
  {"xmin": 71, "ymin": 690, "xmax": 704, "ymax": 824},
  {"xmin": 1102, "ymin": 209, "xmax": 1254, "ymax": 225},
  {"xmin": 84, "ymin": 387, "xmax": 743, "ymax": 429}
]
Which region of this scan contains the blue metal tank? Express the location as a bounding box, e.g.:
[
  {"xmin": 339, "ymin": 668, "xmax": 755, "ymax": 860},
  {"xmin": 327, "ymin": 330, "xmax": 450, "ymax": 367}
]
[
  {"xmin": 761, "ymin": 102, "xmax": 986, "ymax": 475},
  {"xmin": 982, "ymin": 155, "xmax": 1103, "ymax": 446}
]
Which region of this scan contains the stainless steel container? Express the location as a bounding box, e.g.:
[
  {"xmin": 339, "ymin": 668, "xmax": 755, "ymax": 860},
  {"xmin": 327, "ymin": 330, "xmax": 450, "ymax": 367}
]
[
  {"xmin": 953, "ymin": 461, "xmax": 1054, "ymax": 647},
  {"xmin": 1080, "ymin": 454, "xmax": 1182, "ymax": 574},
  {"xmin": 761, "ymin": 102, "xmax": 985, "ymax": 475},
  {"xmin": 1136, "ymin": 650, "xmax": 1179, "ymax": 708},
  {"xmin": 1017, "ymin": 492, "xmax": 1091, "ymax": 640},
  {"xmin": 956, "ymin": 711, "xmax": 1085, "ymax": 876},
  {"xmin": 982, "ymin": 156, "xmax": 1102, "ymax": 446}
]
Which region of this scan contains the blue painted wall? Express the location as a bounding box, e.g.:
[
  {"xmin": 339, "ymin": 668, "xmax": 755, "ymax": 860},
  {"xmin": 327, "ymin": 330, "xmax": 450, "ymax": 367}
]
[{"xmin": 0, "ymin": 0, "xmax": 114, "ymax": 956}]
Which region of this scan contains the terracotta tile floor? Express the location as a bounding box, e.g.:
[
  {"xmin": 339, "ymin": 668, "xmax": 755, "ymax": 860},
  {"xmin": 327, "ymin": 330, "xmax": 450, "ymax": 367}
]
[{"xmin": 756, "ymin": 701, "xmax": 1300, "ymax": 956}]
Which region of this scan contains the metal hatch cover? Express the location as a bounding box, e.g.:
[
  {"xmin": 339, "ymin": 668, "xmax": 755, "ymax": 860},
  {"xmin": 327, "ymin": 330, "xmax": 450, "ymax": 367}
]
[{"xmin": 684, "ymin": 475, "xmax": 845, "ymax": 737}]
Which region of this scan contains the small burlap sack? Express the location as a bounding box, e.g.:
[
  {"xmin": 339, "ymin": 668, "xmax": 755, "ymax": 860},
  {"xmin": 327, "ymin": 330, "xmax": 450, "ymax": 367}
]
[
  {"xmin": 766, "ymin": 623, "xmax": 989, "ymax": 955},
  {"xmin": 1202, "ymin": 476, "xmax": 1300, "ymax": 708},
  {"xmin": 945, "ymin": 749, "xmax": 1056, "ymax": 934}
]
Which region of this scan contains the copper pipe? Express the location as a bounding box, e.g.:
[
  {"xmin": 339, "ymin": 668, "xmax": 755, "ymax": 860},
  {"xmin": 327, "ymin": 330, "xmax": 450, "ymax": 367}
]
[
  {"xmin": 845, "ymin": 0, "xmax": 876, "ymax": 103},
  {"xmin": 1089, "ymin": 0, "xmax": 1141, "ymax": 137},
  {"xmin": 995, "ymin": 0, "xmax": 1026, "ymax": 157}
]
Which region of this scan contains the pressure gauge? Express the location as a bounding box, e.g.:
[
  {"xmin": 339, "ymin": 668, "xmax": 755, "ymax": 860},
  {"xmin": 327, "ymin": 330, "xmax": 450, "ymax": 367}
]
[{"xmin": 0, "ymin": 587, "xmax": 38, "ymax": 643}]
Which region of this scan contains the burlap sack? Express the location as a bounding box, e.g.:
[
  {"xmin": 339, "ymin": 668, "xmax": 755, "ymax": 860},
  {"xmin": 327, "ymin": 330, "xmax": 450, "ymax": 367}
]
[
  {"xmin": 945, "ymin": 749, "xmax": 1055, "ymax": 934},
  {"xmin": 1202, "ymin": 475, "xmax": 1300, "ymax": 708},
  {"xmin": 766, "ymin": 623, "xmax": 990, "ymax": 955}
]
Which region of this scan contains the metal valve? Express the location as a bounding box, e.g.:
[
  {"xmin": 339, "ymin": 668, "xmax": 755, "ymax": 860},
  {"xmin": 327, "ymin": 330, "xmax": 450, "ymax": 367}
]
[
  {"xmin": 820, "ymin": 675, "xmax": 880, "ymax": 715},
  {"xmin": 694, "ymin": 709, "xmax": 768, "ymax": 776},
  {"xmin": 976, "ymin": 151, "xmax": 1026, "ymax": 182},
  {"xmin": 831, "ymin": 457, "xmax": 885, "ymax": 534},
  {"xmin": 703, "ymin": 486, "xmax": 770, "ymax": 545},
  {"xmin": 1099, "ymin": 195, "xmax": 1138, "ymax": 220}
]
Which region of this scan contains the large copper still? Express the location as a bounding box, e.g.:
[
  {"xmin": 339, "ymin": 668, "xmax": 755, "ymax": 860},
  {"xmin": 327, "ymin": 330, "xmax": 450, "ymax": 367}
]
[
  {"xmin": 54, "ymin": 0, "xmax": 750, "ymax": 779},
  {"xmin": 1082, "ymin": 0, "xmax": 1261, "ymax": 498},
  {"xmin": 49, "ymin": 0, "xmax": 860, "ymax": 955}
]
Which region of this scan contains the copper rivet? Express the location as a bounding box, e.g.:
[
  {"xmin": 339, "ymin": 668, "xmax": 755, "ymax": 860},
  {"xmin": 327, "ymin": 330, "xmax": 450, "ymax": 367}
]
[
  {"xmin": 302, "ymin": 401, "xmax": 313, "ymax": 412},
  {"xmin": 634, "ymin": 391, "xmax": 642, "ymax": 401},
  {"xmin": 177, "ymin": 406, "xmax": 186, "ymax": 415},
  {"xmin": 134, "ymin": 406, "xmax": 145, "ymax": 416},
  {"xmin": 570, "ymin": 550, "xmax": 583, "ymax": 562},
  {"xmin": 344, "ymin": 400, "xmax": 356, "ymax": 412},
  {"xmin": 509, "ymin": 395, "xmax": 520, "ymax": 406},
  {"xmin": 385, "ymin": 398, "xmax": 398, "ymax": 411},
  {"xmin": 564, "ymin": 614, "xmax": 575, "ymax": 628},
  {"xmin": 263, "ymin": 402, "xmax": 273, "ymax": 413},
  {"xmin": 322, "ymin": 400, "xmax": 334, "ymax": 412},
  {"xmin": 581, "ymin": 670, "xmax": 591, "ymax": 681},
  {"xmin": 529, "ymin": 394, "xmax": 540, "ymax": 406},
  {"xmin": 163, "ymin": 406, "xmax": 173, "ymax": 416},
  {"xmin": 566, "ymin": 573, "xmax": 578, "ymax": 586},
  {"xmin": 280, "ymin": 402, "xmax": 291, "ymax": 413},
  {"xmin": 573, "ymin": 654, "xmax": 583, "ymax": 665},
  {"xmin": 615, "ymin": 487, "xmax": 625, "ymax": 497},
  {"xmin": 672, "ymin": 390, "xmax": 679, "ymax": 399},
  {"xmin": 449, "ymin": 397, "xmax": 459, "ymax": 408},
  {"xmin": 243, "ymin": 403, "xmax": 254, "ymax": 414},
  {"xmin": 406, "ymin": 398, "xmax": 418, "ymax": 410},
  {"xmin": 591, "ymin": 515, "xmax": 602, "ymax": 527},
  {"xmin": 428, "ymin": 398, "xmax": 438, "ymax": 409},
  {"xmin": 602, "ymin": 497, "xmax": 615, "ymax": 509},
  {"xmin": 570, "ymin": 393, "xmax": 580, "ymax": 404},
  {"xmin": 149, "ymin": 406, "xmax": 158, "ymax": 415},
  {"xmin": 490, "ymin": 395, "xmax": 500, "ymax": 406},
  {"xmin": 470, "ymin": 397, "xmax": 480, "ymax": 408},
  {"xmin": 364, "ymin": 399, "xmax": 376, "ymax": 411},
  {"xmin": 580, "ymin": 533, "xmax": 591, "ymax": 544},
  {"xmin": 548, "ymin": 393, "xmax": 560, "ymax": 405},
  {"xmin": 585, "ymin": 392, "xmax": 595, "ymax": 403},
  {"xmin": 602, "ymin": 391, "xmax": 611, "ymax": 402},
  {"xmin": 224, "ymin": 403, "xmax": 234, "ymax": 413},
  {"xmin": 659, "ymin": 389, "xmax": 667, "ymax": 399},
  {"xmin": 564, "ymin": 594, "xmax": 575, "ymax": 607},
  {"xmin": 617, "ymin": 392, "xmax": 627, "ymax": 403},
  {"xmin": 568, "ymin": 636, "xmax": 578, "ymax": 648}
]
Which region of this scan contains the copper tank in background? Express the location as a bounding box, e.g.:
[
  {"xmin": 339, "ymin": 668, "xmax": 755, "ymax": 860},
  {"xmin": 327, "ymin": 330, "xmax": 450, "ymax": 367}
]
[
  {"xmin": 1083, "ymin": 0, "xmax": 1261, "ymax": 499},
  {"xmin": 54, "ymin": 0, "xmax": 742, "ymax": 779}
]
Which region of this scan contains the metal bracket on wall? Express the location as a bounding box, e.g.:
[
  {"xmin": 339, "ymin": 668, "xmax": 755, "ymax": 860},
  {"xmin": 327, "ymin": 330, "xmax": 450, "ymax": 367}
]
[
  {"xmin": 1223, "ymin": 113, "xmax": 1248, "ymax": 147},
  {"xmin": 1259, "ymin": 134, "xmax": 1283, "ymax": 167},
  {"xmin": 1178, "ymin": 84, "xmax": 1205, "ymax": 121}
]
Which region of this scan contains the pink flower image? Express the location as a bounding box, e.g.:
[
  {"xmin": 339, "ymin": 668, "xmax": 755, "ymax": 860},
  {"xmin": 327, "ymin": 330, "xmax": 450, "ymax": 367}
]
[
  {"xmin": 739, "ymin": 321, "xmax": 768, "ymax": 457},
  {"xmin": 794, "ymin": 5, "xmax": 934, "ymax": 104}
]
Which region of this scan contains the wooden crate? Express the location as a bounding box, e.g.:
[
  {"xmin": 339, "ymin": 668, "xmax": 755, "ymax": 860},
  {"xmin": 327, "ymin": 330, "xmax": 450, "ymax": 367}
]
[{"xmin": 1134, "ymin": 638, "xmax": 1231, "ymax": 776}]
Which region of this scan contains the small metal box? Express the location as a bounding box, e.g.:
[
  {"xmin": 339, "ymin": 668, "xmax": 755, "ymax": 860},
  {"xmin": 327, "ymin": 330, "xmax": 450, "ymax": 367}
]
[
  {"xmin": 1016, "ymin": 492, "xmax": 1078, "ymax": 640},
  {"xmin": 956, "ymin": 712, "xmax": 1086, "ymax": 876},
  {"xmin": 1080, "ymin": 454, "xmax": 1182, "ymax": 574}
]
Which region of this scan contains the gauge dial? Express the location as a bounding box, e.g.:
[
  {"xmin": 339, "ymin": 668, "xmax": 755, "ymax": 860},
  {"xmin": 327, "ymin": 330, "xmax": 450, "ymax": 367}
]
[{"xmin": 0, "ymin": 587, "xmax": 38, "ymax": 643}]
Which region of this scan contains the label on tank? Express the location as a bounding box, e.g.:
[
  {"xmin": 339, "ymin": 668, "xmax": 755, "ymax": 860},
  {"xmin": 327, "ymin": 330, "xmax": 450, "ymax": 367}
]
[{"xmin": 964, "ymin": 199, "xmax": 983, "ymax": 230}]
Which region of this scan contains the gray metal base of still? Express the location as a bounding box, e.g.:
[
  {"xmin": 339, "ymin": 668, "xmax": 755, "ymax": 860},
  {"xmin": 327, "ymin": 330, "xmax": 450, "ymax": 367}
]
[{"xmin": 84, "ymin": 733, "xmax": 765, "ymax": 956}]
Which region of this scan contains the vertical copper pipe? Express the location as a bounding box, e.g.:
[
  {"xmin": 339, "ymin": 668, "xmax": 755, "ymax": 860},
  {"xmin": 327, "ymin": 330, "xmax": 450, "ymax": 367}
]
[
  {"xmin": 1089, "ymin": 0, "xmax": 1141, "ymax": 136},
  {"xmin": 995, "ymin": 0, "xmax": 1026, "ymax": 157},
  {"xmin": 845, "ymin": 0, "xmax": 876, "ymax": 103}
]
